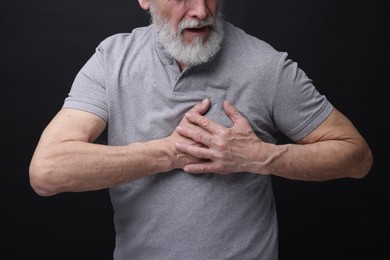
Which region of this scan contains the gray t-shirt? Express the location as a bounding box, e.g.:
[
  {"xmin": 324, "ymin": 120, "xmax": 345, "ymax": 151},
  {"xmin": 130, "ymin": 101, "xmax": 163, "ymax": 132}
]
[{"xmin": 63, "ymin": 22, "xmax": 333, "ymax": 259}]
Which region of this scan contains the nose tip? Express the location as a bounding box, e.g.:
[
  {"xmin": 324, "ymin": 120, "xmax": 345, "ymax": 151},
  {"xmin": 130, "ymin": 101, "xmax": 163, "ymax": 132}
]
[{"xmin": 187, "ymin": 0, "xmax": 208, "ymax": 20}]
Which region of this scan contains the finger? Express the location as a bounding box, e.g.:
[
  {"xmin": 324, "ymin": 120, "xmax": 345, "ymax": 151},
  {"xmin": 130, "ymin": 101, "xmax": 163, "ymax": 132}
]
[
  {"xmin": 223, "ymin": 100, "xmax": 249, "ymax": 126},
  {"xmin": 176, "ymin": 142, "xmax": 213, "ymax": 159},
  {"xmin": 184, "ymin": 112, "xmax": 224, "ymax": 134},
  {"xmin": 183, "ymin": 162, "xmax": 214, "ymax": 174},
  {"xmin": 176, "ymin": 123, "xmax": 213, "ymax": 146},
  {"xmin": 183, "ymin": 162, "xmax": 228, "ymax": 175},
  {"xmin": 189, "ymin": 98, "xmax": 211, "ymax": 115}
]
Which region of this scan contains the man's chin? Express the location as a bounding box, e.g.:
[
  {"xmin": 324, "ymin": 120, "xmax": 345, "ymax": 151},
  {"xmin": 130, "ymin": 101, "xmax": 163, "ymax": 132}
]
[
  {"xmin": 181, "ymin": 36, "xmax": 209, "ymax": 47},
  {"xmin": 181, "ymin": 29, "xmax": 211, "ymax": 45}
]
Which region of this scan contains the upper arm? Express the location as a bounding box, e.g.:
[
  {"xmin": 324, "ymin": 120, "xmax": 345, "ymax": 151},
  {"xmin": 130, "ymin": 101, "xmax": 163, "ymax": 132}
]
[
  {"xmin": 297, "ymin": 107, "xmax": 365, "ymax": 145},
  {"xmin": 38, "ymin": 108, "xmax": 107, "ymax": 146}
]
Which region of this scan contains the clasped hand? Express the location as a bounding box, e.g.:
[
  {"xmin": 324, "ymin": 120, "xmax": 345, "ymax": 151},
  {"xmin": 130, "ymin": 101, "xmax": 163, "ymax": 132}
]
[{"xmin": 175, "ymin": 98, "xmax": 264, "ymax": 174}]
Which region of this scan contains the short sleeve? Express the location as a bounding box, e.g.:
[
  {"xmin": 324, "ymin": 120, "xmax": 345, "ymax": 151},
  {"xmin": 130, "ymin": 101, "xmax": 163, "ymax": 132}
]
[
  {"xmin": 62, "ymin": 45, "xmax": 108, "ymax": 121},
  {"xmin": 272, "ymin": 53, "xmax": 333, "ymax": 141}
]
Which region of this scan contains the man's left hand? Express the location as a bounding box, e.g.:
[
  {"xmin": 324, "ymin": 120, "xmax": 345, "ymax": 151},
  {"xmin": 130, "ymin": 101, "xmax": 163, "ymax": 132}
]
[{"xmin": 175, "ymin": 100, "xmax": 266, "ymax": 174}]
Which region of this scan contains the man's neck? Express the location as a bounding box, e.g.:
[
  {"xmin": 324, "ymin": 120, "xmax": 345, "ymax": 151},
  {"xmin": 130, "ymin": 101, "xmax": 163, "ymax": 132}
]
[{"xmin": 178, "ymin": 61, "xmax": 186, "ymax": 72}]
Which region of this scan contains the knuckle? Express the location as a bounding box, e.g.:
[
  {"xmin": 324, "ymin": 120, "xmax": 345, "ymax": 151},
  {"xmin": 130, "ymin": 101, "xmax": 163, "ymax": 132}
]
[
  {"xmin": 175, "ymin": 155, "xmax": 186, "ymax": 167},
  {"xmin": 220, "ymin": 128, "xmax": 229, "ymax": 138},
  {"xmin": 215, "ymin": 141, "xmax": 228, "ymax": 150},
  {"xmin": 194, "ymin": 132, "xmax": 203, "ymax": 142},
  {"xmin": 200, "ymin": 117, "xmax": 210, "ymax": 127},
  {"xmin": 195, "ymin": 149, "xmax": 204, "ymax": 158}
]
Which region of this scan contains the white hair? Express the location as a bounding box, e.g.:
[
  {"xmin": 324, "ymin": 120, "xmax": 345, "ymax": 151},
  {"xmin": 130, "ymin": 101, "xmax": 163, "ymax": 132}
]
[{"xmin": 149, "ymin": 1, "xmax": 225, "ymax": 67}]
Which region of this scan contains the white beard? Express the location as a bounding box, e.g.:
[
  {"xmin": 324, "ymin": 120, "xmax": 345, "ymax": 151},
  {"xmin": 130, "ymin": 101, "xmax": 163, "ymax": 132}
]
[{"xmin": 149, "ymin": 3, "xmax": 225, "ymax": 67}]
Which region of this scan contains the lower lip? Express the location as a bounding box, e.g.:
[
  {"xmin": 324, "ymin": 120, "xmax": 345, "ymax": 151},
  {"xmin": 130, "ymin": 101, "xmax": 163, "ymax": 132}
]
[{"xmin": 184, "ymin": 26, "xmax": 209, "ymax": 36}]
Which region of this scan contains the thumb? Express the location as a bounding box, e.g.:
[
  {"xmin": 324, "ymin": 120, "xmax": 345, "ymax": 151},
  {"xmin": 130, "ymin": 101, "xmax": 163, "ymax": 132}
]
[{"xmin": 223, "ymin": 100, "xmax": 245, "ymax": 125}]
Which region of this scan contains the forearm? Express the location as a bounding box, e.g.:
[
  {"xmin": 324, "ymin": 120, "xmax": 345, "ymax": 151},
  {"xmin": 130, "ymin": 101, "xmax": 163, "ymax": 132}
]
[
  {"xmin": 176, "ymin": 103, "xmax": 373, "ymax": 180},
  {"xmin": 29, "ymin": 139, "xmax": 171, "ymax": 196},
  {"xmin": 253, "ymin": 139, "xmax": 372, "ymax": 181},
  {"xmin": 30, "ymin": 100, "xmax": 212, "ymax": 196}
]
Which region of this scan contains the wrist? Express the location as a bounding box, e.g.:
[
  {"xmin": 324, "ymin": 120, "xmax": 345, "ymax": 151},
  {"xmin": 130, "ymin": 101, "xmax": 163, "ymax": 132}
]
[
  {"xmin": 249, "ymin": 141, "xmax": 277, "ymax": 175},
  {"xmin": 138, "ymin": 139, "xmax": 173, "ymax": 175}
]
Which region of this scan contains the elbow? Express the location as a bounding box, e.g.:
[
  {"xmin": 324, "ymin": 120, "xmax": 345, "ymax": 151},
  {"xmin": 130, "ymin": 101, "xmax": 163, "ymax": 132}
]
[
  {"xmin": 352, "ymin": 145, "xmax": 374, "ymax": 179},
  {"xmin": 29, "ymin": 158, "xmax": 62, "ymax": 197}
]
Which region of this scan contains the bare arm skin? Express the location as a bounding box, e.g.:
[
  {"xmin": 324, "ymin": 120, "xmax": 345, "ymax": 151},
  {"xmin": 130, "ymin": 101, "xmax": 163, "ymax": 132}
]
[
  {"xmin": 29, "ymin": 99, "xmax": 211, "ymax": 196},
  {"xmin": 175, "ymin": 100, "xmax": 373, "ymax": 181}
]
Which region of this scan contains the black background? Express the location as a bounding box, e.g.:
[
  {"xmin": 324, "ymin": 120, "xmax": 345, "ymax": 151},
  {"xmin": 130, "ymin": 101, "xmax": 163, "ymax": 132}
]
[{"xmin": 2, "ymin": 0, "xmax": 388, "ymax": 259}]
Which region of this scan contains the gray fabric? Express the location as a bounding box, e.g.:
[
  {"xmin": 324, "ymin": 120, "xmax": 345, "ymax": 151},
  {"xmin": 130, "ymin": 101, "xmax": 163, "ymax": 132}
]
[{"xmin": 63, "ymin": 22, "xmax": 333, "ymax": 259}]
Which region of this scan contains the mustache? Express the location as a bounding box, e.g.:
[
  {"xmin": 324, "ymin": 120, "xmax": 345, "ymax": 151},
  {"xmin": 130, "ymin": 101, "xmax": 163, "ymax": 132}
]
[{"xmin": 178, "ymin": 16, "xmax": 214, "ymax": 32}]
